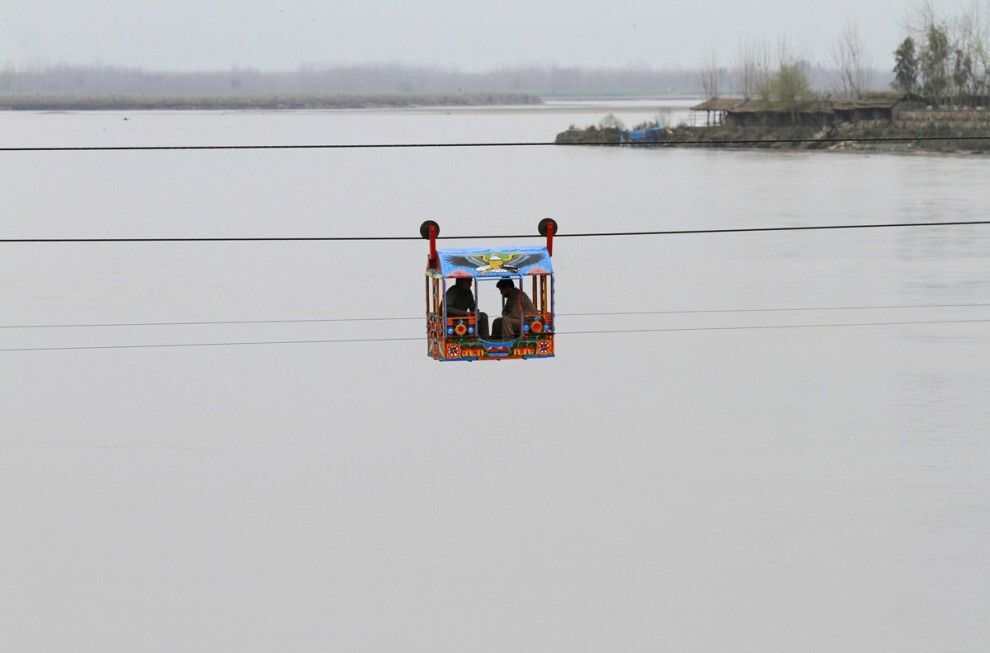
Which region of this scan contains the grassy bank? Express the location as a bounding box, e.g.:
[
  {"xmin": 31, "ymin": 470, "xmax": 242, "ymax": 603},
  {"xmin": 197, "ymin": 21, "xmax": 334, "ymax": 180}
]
[
  {"xmin": 0, "ymin": 92, "xmax": 542, "ymax": 111},
  {"xmin": 555, "ymin": 122, "xmax": 990, "ymax": 153},
  {"xmin": 554, "ymin": 125, "xmax": 625, "ymax": 144},
  {"xmin": 668, "ymin": 123, "xmax": 990, "ymax": 153}
]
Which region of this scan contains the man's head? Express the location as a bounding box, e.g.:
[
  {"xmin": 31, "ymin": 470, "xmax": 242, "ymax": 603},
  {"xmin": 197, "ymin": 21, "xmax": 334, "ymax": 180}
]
[
  {"xmin": 454, "ymin": 277, "xmax": 472, "ymax": 288},
  {"xmin": 496, "ymin": 278, "xmax": 515, "ymax": 296}
]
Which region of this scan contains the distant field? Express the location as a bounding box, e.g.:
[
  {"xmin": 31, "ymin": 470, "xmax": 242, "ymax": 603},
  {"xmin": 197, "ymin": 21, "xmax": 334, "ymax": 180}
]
[{"xmin": 0, "ymin": 92, "xmax": 543, "ymax": 111}]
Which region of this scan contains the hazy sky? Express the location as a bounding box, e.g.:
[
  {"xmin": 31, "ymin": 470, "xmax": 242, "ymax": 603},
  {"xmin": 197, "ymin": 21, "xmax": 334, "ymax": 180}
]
[{"xmin": 0, "ymin": 0, "xmax": 977, "ymax": 71}]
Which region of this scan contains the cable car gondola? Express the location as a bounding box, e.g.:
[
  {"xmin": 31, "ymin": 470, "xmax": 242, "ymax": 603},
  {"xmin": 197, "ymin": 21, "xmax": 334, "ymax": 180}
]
[{"xmin": 422, "ymin": 219, "xmax": 557, "ymax": 362}]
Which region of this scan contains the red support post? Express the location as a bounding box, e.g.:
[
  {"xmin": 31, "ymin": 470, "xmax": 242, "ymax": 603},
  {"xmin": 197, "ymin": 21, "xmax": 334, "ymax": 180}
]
[
  {"xmin": 428, "ymin": 224, "xmax": 438, "ymax": 268},
  {"xmin": 538, "ymin": 218, "xmax": 557, "ymax": 257},
  {"xmin": 421, "ymin": 220, "xmax": 440, "ymax": 269}
]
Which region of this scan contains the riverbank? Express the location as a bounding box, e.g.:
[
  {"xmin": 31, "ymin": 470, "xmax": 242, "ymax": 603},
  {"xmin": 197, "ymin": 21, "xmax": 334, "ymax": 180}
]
[
  {"xmin": 555, "ymin": 120, "xmax": 990, "ymax": 153},
  {"xmin": 0, "ymin": 92, "xmax": 542, "ymax": 111}
]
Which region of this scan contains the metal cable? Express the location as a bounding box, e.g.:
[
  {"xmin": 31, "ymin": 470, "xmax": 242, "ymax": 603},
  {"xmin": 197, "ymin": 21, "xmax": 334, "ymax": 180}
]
[
  {"xmin": 3, "ymin": 219, "xmax": 989, "ymax": 243},
  {"xmin": 0, "ymin": 142, "xmax": 556, "ymax": 152},
  {"xmin": 1, "ymin": 318, "xmax": 986, "ymax": 353},
  {"xmin": 2, "ymin": 302, "xmax": 989, "ymax": 331}
]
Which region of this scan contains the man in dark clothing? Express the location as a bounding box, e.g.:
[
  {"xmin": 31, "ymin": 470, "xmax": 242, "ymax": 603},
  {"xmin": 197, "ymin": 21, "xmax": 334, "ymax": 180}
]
[
  {"xmin": 445, "ymin": 277, "xmax": 489, "ymax": 338},
  {"xmin": 491, "ymin": 278, "xmax": 537, "ymax": 340}
]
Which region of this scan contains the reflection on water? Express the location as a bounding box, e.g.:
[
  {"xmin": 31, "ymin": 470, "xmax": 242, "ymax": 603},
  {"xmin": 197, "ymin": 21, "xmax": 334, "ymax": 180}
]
[{"xmin": 0, "ymin": 104, "xmax": 988, "ymax": 651}]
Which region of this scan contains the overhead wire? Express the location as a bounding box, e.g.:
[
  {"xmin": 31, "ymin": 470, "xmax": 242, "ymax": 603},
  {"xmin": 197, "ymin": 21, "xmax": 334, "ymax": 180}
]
[
  {"xmin": 3, "ymin": 218, "xmax": 989, "ymax": 243},
  {"xmin": 1, "ymin": 318, "xmax": 987, "ymax": 353},
  {"xmin": 2, "ymin": 302, "xmax": 989, "ymax": 331},
  {"xmin": 564, "ymin": 318, "xmax": 990, "ymax": 336}
]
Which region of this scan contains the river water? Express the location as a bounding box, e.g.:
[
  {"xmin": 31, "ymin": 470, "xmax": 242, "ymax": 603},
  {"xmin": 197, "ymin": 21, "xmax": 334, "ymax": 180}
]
[{"xmin": 1, "ymin": 103, "xmax": 988, "ymax": 651}]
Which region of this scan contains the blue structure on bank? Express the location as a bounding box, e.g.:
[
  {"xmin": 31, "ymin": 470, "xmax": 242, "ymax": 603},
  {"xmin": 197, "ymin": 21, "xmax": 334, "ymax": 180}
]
[{"xmin": 621, "ymin": 123, "xmax": 668, "ymax": 144}]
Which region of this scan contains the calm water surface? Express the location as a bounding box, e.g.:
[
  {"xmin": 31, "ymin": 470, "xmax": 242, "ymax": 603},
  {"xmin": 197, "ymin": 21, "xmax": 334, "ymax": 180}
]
[{"xmin": 1, "ymin": 105, "xmax": 988, "ymax": 651}]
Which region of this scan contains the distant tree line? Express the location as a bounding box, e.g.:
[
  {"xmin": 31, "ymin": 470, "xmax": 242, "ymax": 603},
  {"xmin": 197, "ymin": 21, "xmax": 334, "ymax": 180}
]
[
  {"xmin": 0, "ymin": 93, "xmax": 542, "ymax": 111},
  {"xmin": 0, "ymin": 62, "xmax": 890, "ymax": 98},
  {"xmin": 0, "ymin": 63, "xmax": 715, "ymax": 97}
]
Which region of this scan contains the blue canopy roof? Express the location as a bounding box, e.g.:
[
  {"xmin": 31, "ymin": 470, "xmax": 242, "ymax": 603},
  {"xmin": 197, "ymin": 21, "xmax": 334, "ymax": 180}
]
[{"xmin": 433, "ymin": 246, "xmax": 553, "ymax": 279}]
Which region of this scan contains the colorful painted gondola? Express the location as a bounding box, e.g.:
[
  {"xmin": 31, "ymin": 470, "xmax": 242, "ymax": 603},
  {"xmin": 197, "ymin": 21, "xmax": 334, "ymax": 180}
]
[{"xmin": 422, "ymin": 219, "xmax": 557, "ymax": 362}]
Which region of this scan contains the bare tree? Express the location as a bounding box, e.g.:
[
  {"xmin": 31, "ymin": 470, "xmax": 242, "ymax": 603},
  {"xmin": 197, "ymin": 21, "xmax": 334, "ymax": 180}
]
[
  {"xmin": 976, "ymin": 28, "xmax": 990, "ymax": 98},
  {"xmin": 832, "ymin": 21, "xmax": 873, "ymax": 98},
  {"xmin": 735, "ymin": 41, "xmax": 757, "ymax": 100},
  {"xmin": 734, "ymin": 42, "xmax": 757, "ymax": 99},
  {"xmin": 949, "ymin": 1, "xmax": 989, "ymax": 100},
  {"xmin": 701, "ymin": 52, "xmax": 720, "ymax": 99},
  {"xmin": 754, "ymin": 39, "xmax": 776, "ymax": 105},
  {"xmin": 731, "ymin": 39, "xmax": 776, "ymax": 101}
]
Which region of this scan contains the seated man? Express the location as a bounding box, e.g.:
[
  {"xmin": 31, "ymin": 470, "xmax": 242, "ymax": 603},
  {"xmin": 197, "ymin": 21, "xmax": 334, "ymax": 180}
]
[
  {"xmin": 445, "ymin": 277, "xmax": 489, "ymax": 338},
  {"xmin": 491, "ymin": 278, "xmax": 537, "ymax": 340}
]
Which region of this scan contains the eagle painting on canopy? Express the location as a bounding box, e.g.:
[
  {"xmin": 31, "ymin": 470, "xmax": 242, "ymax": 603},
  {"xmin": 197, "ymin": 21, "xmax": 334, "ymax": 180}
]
[{"xmin": 442, "ymin": 250, "xmax": 548, "ymax": 276}]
